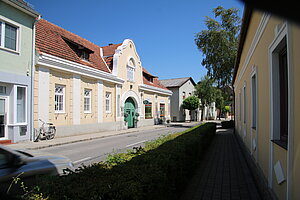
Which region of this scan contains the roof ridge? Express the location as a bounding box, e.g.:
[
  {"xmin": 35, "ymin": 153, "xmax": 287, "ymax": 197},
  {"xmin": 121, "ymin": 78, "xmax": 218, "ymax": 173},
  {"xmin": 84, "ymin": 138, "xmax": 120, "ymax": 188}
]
[{"xmin": 160, "ymin": 77, "xmax": 191, "ymax": 81}]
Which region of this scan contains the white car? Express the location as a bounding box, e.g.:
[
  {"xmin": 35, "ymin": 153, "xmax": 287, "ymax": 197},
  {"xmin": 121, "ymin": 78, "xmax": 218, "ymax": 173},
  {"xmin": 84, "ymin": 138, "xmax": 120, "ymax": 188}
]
[{"xmin": 0, "ymin": 145, "xmax": 74, "ymax": 194}]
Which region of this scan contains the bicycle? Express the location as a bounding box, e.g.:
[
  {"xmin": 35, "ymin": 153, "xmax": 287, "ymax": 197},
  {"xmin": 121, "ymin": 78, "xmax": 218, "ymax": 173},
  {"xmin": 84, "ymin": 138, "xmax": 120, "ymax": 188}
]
[{"xmin": 34, "ymin": 119, "xmax": 56, "ymax": 142}]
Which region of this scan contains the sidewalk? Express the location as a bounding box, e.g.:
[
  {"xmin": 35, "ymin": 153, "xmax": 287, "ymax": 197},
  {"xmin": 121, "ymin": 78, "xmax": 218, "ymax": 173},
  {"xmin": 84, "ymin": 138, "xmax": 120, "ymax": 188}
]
[
  {"xmin": 180, "ymin": 127, "xmax": 263, "ymax": 200},
  {"xmin": 7, "ymin": 121, "xmax": 201, "ymax": 150}
]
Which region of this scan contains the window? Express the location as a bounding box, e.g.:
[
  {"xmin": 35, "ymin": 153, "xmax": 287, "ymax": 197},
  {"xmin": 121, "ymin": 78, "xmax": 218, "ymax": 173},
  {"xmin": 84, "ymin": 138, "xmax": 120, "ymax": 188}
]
[
  {"xmin": 127, "ymin": 67, "xmax": 134, "ymax": 82},
  {"xmin": 55, "ymin": 85, "xmax": 65, "ymax": 113},
  {"xmin": 251, "ymin": 74, "xmax": 257, "ymax": 129},
  {"xmin": 145, "ymin": 102, "xmax": 152, "ymax": 119},
  {"xmin": 105, "ymin": 92, "xmax": 111, "ymax": 113},
  {"xmin": 0, "ymin": 86, "xmax": 6, "ymax": 95},
  {"xmin": 243, "ymin": 84, "xmax": 246, "ymax": 123},
  {"xmin": 183, "ymin": 92, "xmax": 186, "ymax": 99},
  {"xmin": 127, "ymin": 58, "xmax": 135, "ymax": 82},
  {"xmin": 279, "ymin": 46, "xmax": 288, "ymax": 143},
  {"xmin": 81, "ymin": 51, "xmax": 89, "ymax": 61},
  {"xmin": 239, "ymin": 92, "xmax": 242, "ymax": 121},
  {"xmin": 160, "ymin": 103, "xmax": 165, "ymax": 118},
  {"xmin": 16, "ymin": 87, "xmax": 26, "ymax": 123},
  {"xmin": 270, "ymin": 33, "xmax": 289, "ymax": 149},
  {"xmin": 0, "ymin": 21, "xmax": 18, "ymax": 51},
  {"xmin": 84, "ymin": 89, "xmax": 91, "ymax": 113}
]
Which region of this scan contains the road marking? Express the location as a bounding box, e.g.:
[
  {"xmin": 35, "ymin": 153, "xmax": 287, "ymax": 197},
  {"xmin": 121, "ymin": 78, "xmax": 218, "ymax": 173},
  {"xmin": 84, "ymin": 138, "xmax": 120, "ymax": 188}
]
[
  {"xmin": 73, "ymin": 157, "xmax": 92, "ymax": 164},
  {"xmin": 125, "ymin": 140, "xmax": 147, "ymax": 148}
]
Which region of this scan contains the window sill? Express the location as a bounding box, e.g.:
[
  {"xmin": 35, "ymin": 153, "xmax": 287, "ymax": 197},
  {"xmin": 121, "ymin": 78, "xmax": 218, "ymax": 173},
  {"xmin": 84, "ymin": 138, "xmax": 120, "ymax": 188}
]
[
  {"xmin": 0, "ymin": 46, "xmax": 20, "ymax": 54},
  {"xmin": 84, "ymin": 111, "xmax": 92, "ymax": 114},
  {"xmin": 55, "ymin": 111, "xmax": 66, "ymax": 114},
  {"xmin": 271, "ymin": 140, "xmax": 288, "ymax": 150}
]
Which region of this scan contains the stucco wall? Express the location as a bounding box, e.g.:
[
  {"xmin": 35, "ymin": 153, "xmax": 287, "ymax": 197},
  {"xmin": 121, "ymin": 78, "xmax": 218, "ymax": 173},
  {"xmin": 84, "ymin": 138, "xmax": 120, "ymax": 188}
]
[
  {"xmin": 0, "ymin": 1, "xmax": 35, "ymax": 76},
  {"xmin": 178, "ymin": 79, "xmax": 196, "ymax": 121},
  {"xmin": 290, "ymin": 23, "xmax": 300, "ymax": 200},
  {"xmin": 234, "ymin": 10, "xmax": 300, "ymax": 199}
]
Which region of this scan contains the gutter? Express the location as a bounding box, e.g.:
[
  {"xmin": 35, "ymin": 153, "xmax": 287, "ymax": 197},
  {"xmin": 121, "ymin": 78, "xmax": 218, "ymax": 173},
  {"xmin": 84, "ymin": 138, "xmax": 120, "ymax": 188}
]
[
  {"xmin": 30, "ymin": 15, "xmax": 41, "ymax": 141},
  {"xmin": 232, "ymin": 5, "xmax": 253, "ymax": 86}
]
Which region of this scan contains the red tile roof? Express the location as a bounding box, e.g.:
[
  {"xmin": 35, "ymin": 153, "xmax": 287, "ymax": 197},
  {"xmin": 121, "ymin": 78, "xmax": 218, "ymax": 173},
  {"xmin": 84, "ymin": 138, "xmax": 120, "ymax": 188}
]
[
  {"xmin": 142, "ymin": 68, "xmax": 169, "ymax": 90},
  {"xmin": 36, "ymin": 19, "xmax": 110, "ymax": 73},
  {"xmin": 102, "ymin": 43, "xmax": 122, "ymax": 56}
]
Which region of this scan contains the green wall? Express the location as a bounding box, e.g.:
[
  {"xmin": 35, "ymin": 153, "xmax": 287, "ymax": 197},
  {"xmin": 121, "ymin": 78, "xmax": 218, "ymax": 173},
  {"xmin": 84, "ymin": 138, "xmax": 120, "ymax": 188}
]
[{"xmin": 0, "ymin": 1, "xmax": 36, "ymax": 76}]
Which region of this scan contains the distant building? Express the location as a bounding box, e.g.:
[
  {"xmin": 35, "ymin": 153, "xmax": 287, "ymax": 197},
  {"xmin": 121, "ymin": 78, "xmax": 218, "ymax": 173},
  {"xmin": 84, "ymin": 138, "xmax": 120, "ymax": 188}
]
[
  {"xmin": 233, "ymin": 6, "xmax": 300, "ymax": 199},
  {"xmin": 160, "ymin": 77, "xmax": 217, "ymax": 122},
  {"xmin": 0, "ymin": 0, "xmax": 40, "ymax": 143}
]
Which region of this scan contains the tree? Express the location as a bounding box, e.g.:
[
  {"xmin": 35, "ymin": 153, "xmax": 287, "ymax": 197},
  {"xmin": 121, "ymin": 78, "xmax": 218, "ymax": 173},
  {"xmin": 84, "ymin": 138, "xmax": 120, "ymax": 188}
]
[
  {"xmin": 195, "ymin": 76, "xmax": 216, "ymax": 121},
  {"xmin": 215, "ymin": 88, "xmax": 224, "ymax": 120},
  {"xmin": 182, "ymin": 96, "xmax": 200, "ymax": 121},
  {"xmin": 195, "ymin": 6, "xmax": 241, "ymax": 87}
]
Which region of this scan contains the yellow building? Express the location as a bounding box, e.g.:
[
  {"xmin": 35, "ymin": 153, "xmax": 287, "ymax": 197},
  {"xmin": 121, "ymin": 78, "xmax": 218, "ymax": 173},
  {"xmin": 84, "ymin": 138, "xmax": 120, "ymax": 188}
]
[
  {"xmin": 34, "ymin": 19, "xmax": 171, "ymax": 138},
  {"xmin": 233, "ymin": 7, "xmax": 300, "ymax": 200}
]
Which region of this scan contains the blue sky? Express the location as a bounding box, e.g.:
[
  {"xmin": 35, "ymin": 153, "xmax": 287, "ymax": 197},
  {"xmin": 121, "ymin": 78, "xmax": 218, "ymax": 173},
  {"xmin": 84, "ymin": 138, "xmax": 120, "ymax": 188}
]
[{"xmin": 28, "ymin": 0, "xmax": 244, "ymax": 83}]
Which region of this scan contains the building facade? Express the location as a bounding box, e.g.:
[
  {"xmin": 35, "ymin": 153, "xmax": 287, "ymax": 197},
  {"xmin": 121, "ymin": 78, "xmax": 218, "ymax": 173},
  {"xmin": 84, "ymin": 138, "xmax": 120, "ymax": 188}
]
[
  {"xmin": 161, "ymin": 77, "xmax": 217, "ymax": 122},
  {"xmin": 34, "ymin": 19, "xmax": 171, "ymax": 138},
  {"xmin": 233, "ymin": 7, "xmax": 300, "ymax": 200},
  {"xmin": 160, "ymin": 77, "xmax": 198, "ymax": 122},
  {"xmin": 0, "ymin": 0, "xmax": 39, "ymax": 143}
]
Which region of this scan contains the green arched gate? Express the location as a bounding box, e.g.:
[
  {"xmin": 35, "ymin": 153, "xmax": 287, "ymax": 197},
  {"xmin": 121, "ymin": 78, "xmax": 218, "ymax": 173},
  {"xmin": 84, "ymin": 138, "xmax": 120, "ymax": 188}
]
[{"xmin": 124, "ymin": 97, "xmax": 136, "ymax": 128}]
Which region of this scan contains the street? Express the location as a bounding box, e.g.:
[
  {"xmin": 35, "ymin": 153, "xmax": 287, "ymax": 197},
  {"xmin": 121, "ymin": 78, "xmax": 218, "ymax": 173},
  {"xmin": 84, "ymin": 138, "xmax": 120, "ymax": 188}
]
[{"xmin": 39, "ymin": 124, "xmax": 196, "ymax": 167}]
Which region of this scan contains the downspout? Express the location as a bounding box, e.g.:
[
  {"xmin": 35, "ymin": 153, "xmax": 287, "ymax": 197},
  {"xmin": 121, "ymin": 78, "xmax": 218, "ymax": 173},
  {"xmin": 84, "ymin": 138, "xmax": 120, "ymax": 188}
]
[{"xmin": 30, "ymin": 15, "xmax": 41, "ymax": 141}]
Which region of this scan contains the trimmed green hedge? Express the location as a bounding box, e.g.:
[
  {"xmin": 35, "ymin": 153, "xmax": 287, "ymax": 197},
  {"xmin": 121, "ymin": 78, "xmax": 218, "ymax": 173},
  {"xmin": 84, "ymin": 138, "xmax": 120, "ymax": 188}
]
[{"xmin": 29, "ymin": 123, "xmax": 216, "ymax": 200}]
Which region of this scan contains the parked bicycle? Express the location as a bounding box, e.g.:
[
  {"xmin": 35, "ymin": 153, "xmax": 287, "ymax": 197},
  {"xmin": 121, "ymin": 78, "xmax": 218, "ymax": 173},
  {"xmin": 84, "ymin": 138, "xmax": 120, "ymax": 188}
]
[{"xmin": 34, "ymin": 119, "xmax": 56, "ymax": 142}]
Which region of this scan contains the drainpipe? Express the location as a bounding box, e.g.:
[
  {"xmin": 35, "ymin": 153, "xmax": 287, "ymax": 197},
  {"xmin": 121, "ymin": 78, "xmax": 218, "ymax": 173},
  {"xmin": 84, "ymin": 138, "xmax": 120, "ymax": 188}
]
[{"xmin": 30, "ymin": 15, "xmax": 41, "ymax": 141}]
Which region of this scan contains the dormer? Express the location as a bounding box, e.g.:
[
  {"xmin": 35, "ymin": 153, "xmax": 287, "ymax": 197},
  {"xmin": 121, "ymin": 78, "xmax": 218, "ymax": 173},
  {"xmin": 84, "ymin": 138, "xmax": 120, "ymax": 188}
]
[
  {"xmin": 62, "ymin": 37, "xmax": 94, "ymax": 61},
  {"xmin": 143, "ymin": 68, "xmax": 157, "ymax": 84}
]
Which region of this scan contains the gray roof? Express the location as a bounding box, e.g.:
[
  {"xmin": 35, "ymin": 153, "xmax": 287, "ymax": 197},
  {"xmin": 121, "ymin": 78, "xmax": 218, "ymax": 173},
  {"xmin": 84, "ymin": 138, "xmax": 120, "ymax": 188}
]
[{"xmin": 160, "ymin": 77, "xmax": 195, "ymax": 88}]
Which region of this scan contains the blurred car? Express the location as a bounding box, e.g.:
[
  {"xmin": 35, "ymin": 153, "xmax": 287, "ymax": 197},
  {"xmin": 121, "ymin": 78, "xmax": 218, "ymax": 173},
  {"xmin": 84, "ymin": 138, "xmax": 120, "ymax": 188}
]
[{"xmin": 0, "ymin": 145, "xmax": 74, "ymax": 193}]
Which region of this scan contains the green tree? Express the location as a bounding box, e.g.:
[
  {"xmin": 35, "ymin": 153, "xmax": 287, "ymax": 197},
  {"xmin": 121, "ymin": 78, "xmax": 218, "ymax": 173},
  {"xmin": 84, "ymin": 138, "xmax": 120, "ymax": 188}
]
[
  {"xmin": 195, "ymin": 6, "xmax": 241, "ymax": 87},
  {"xmin": 195, "ymin": 76, "xmax": 216, "ymax": 121},
  {"xmin": 215, "ymin": 88, "xmax": 224, "ymax": 120},
  {"xmin": 182, "ymin": 96, "xmax": 200, "ymax": 121}
]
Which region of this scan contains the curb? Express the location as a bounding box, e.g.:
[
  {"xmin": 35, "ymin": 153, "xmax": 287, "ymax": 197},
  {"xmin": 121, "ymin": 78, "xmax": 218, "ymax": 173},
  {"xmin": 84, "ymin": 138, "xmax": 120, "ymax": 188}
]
[{"xmin": 12, "ymin": 125, "xmax": 167, "ymax": 150}]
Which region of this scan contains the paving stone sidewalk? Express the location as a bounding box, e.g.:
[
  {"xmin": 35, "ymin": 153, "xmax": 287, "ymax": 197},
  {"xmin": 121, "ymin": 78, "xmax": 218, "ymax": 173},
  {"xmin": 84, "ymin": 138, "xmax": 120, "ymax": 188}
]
[{"xmin": 180, "ymin": 128, "xmax": 262, "ymax": 200}]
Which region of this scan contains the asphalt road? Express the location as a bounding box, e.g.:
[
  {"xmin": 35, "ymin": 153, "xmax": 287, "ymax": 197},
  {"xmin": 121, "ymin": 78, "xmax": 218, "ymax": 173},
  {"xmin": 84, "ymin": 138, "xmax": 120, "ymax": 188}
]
[{"xmin": 39, "ymin": 124, "xmax": 197, "ymax": 167}]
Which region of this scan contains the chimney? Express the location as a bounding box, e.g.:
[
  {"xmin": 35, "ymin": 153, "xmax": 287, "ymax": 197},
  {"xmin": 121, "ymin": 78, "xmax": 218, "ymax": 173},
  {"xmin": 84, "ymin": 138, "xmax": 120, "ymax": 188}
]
[{"xmin": 100, "ymin": 47, "xmax": 103, "ymax": 58}]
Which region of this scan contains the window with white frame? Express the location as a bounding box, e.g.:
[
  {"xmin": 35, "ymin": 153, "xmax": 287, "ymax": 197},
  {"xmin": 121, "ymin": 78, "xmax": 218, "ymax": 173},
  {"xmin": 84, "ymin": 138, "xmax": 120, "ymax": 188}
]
[
  {"xmin": 55, "ymin": 85, "xmax": 65, "ymax": 113},
  {"xmin": 251, "ymin": 73, "xmax": 257, "ymax": 129},
  {"xmin": 105, "ymin": 92, "xmax": 111, "ymax": 113},
  {"xmin": 0, "ymin": 20, "xmax": 19, "ymax": 51},
  {"xmin": 243, "ymin": 84, "xmax": 246, "ymax": 123},
  {"xmin": 16, "ymin": 86, "xmax": 26, "ymax": 123},
  {"xmin": 239, "ymin": 91, "xmax": 242, "ymax": 121},
  {"xmin": 127, "ymin": 58, "xmax": 135, "ymax": 82},
  {"xmin": 84, "ymin": 89, "xmax": 91, "ymax": 113},
  {"xmin": 270, "ymin": 34, "xmax": 289, "ymax": 148}
]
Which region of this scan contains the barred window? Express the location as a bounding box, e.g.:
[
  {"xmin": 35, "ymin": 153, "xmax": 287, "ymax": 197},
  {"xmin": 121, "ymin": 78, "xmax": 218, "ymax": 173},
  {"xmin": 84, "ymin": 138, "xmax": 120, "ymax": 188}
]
[
  {"xmin": 105, "ymin": 92, "xmax": 111, "ymax": 113},
  {"xmin": 84, "ymin": 89, "xmax": 91, "ymax": 113},
  {"xmin": 55, "ymin": 85, "xmax": 65, "ymax": 113}
]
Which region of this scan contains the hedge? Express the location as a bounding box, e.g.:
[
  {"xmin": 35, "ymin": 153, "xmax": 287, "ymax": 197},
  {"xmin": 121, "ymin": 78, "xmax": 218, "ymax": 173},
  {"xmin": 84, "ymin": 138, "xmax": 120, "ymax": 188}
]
[
  {"xmin": 22, "ymin": 123, "xmax": 216, "ymax": 200},
  {"xmin": 221, "ymin": 120, "xmax": 234, "ymax": 128}
]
